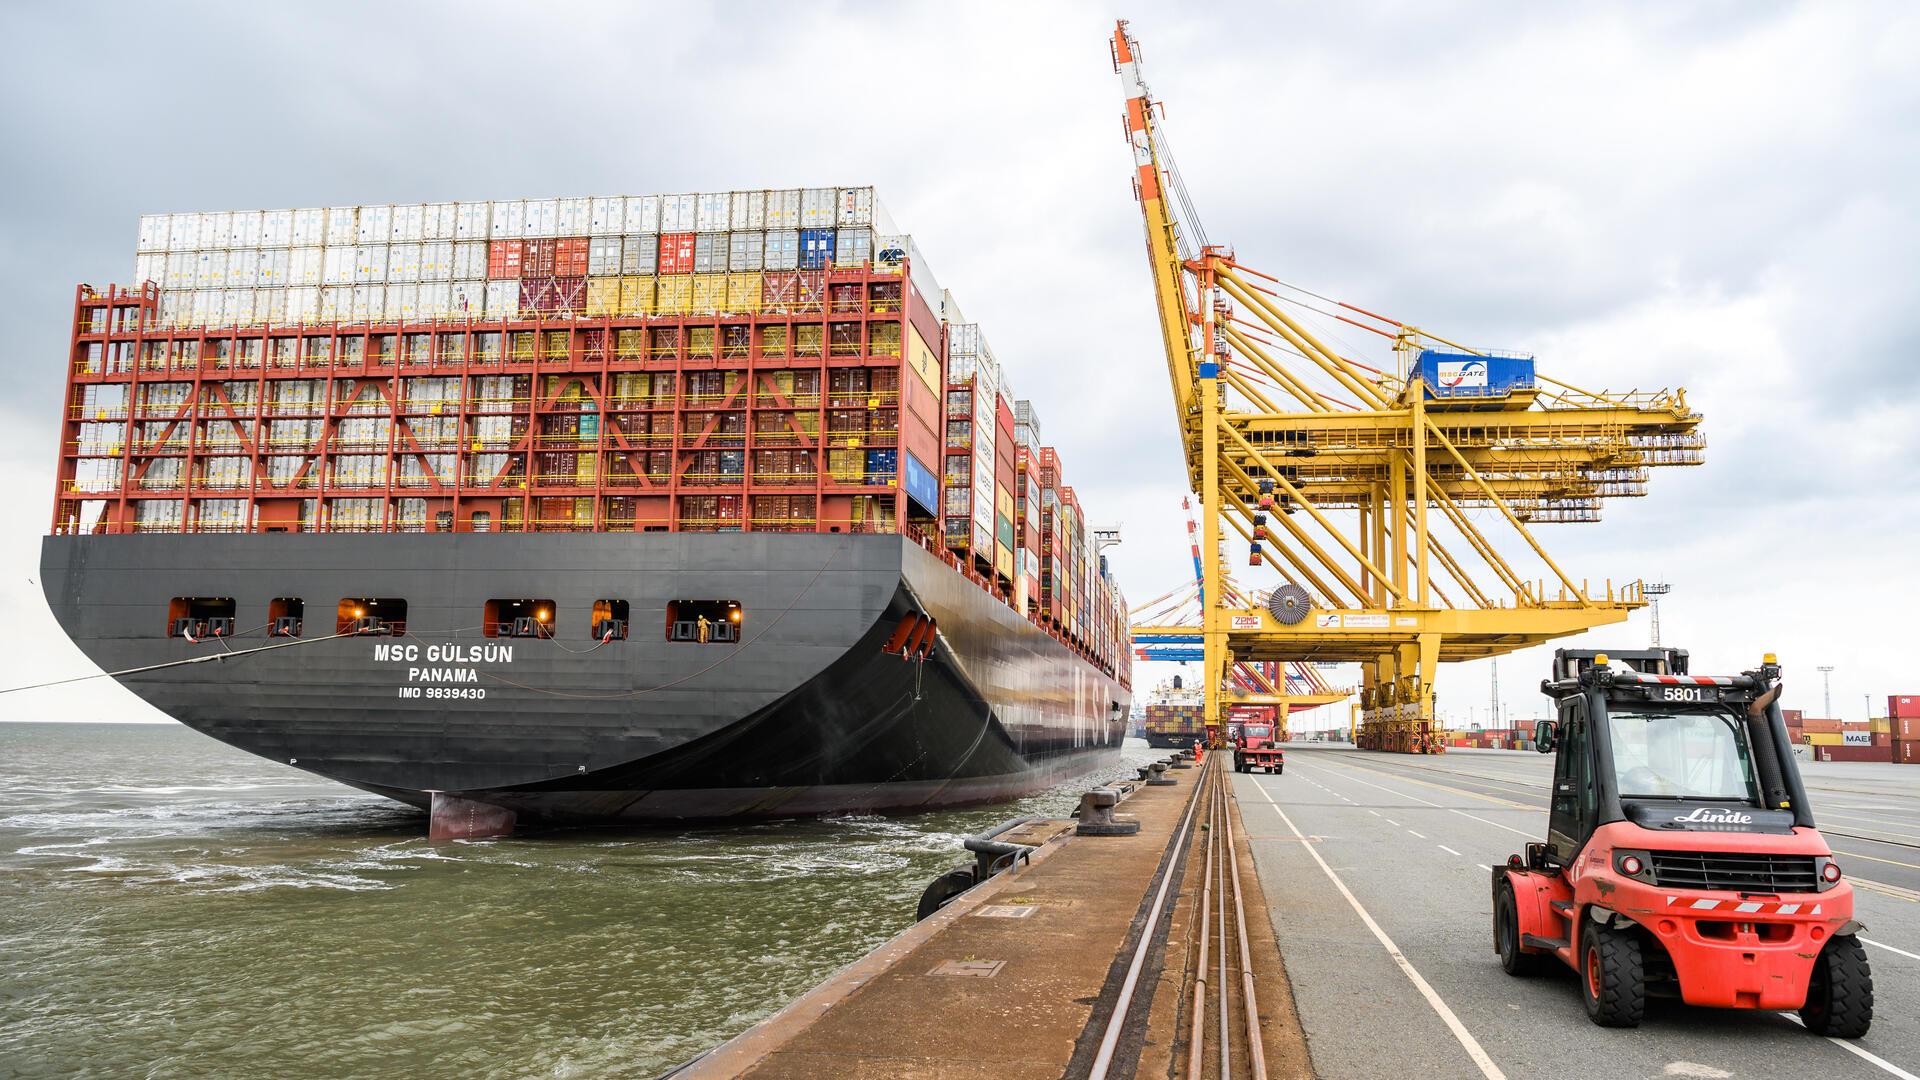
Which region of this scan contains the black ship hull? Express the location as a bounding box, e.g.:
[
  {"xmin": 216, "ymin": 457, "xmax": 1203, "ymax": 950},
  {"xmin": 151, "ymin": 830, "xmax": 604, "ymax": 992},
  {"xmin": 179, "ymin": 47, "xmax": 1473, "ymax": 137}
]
[{"xmin": 40, "ymin": 533, "xmax": 1129, "ymax": 822}]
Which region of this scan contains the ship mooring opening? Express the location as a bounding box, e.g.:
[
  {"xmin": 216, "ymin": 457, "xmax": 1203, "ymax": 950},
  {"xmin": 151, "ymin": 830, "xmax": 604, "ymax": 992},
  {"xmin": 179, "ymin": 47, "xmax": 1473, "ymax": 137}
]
[
  {"xmin": 484, "ymin": 598, "xmax": 556, "ymax": 639},
  {"xmin": 337, "ymin": 597, "xmax": 406, "ymax": 636},
  {"xmin": 166, "ymin": 596, "xmax": 235, "ymax": 639},
  {"xmin": 267, "ymin": 596, "xmax": 304, "ymax": 637},
  {"xmin": 667, "ymin": 600, "xmax": 742, "ymax": 644},
  {"xmin": 592, "ymin": 599, "xmax": 630, "ymax": 641}
]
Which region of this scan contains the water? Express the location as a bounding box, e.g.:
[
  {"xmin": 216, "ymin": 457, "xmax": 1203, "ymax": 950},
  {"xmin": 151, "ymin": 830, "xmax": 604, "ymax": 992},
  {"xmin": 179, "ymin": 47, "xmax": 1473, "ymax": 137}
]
[{"xmin": 0, "ymin": 722, "xmax": 1155, "ymax": 1078}]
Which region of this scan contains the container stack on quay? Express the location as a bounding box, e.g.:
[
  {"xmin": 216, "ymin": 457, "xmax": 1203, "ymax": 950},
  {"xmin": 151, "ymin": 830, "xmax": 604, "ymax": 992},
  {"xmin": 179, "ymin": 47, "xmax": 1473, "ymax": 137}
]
[
  {"xmin": 1889, "ymin": 695, "xmax": 1920, "ymax": 765},
  {"xmin": 1792, "ymin": 697, "xmax": 1920, "ymax": 764},
  {"xmin": 54, "ymin": 183, "xmax": 1134, "ymax": 676},
  {"xmin": 1448, "ymin": 727, "xmax": 1537, "ymax": 751}
]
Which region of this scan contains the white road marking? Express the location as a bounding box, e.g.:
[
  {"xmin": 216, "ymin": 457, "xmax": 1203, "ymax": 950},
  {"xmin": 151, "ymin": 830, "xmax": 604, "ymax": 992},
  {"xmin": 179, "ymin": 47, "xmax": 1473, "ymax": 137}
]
[
  {"xmin": 1438, "ymin": 844, "xmax": 1464, "ymax": 857},
  {"xmin": 1863, "ymin": 937, "xmax": 1920, "ymax": 962},
  {"xmin": 1663, "ymin": 1062, "xmax": 1733, "ymax": 1079},
  {"xmin": 1367, "ymin": 809, "xmax": 1381, "ymax": 817},
  {"xmin": 1385, "ymin": 818, "xmax": 1403, "ymax": 827},
  {"xmin": 1450, "ymin": 808, "xmax": 1539, "ymax": 839},
  {"xmin": 1408, "ymin": 830, "xmax": 1427, "ymax": 839},
  {"xmin": 1251, "ymin": 777, "xmax": 1507, "ymax": 1080},
  {"xmin": 1778, "ymin": 1012, "xmax": 1920, "ymax": 1080}
]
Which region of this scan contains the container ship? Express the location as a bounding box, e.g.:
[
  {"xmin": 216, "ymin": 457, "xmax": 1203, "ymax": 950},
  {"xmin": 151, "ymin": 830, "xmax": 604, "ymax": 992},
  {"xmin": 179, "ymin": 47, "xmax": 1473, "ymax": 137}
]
[
  {"xmin": 41, "ymin": 188, "xmax": 1132, "ymax": 835},
  {"xmin": 1141, "ymin": 678, "xmax": 1204, "ymax": 749}
]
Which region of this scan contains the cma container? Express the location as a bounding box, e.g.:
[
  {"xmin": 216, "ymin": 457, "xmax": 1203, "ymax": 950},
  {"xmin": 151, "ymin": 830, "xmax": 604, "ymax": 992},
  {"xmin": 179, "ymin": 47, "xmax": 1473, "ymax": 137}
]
[{"xmin": 1417, "ymin": 349, "xmax": 1535, "ymax": 399}]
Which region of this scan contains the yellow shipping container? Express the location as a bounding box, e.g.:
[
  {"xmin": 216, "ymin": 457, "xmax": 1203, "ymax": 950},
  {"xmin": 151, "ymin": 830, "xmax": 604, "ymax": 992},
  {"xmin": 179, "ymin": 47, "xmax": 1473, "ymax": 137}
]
[
  {"xmin": 725, "ymin": 272, "xmax": 762, "ymax": 314},
  {"xmin": 1869, "ymin": 716, "xmax": 1892, "ymax": 733},
  {"xmin": 689, "ymin": 273, "xmax": 726, "ymax": 315},
  {"xmin": 655, "ymin": 276, "xmax": 691, "ymax": 316},
  {"xmin": 619, "ymin": 275, "xmax": 655, "ymax": 316},
  {"xmin": 585, "ymin": 278, "xmax": 621, "ymax": 317},
  {"xmin": 1804, "ymin": 732, "xmax": 1843, "ymax": 746}
]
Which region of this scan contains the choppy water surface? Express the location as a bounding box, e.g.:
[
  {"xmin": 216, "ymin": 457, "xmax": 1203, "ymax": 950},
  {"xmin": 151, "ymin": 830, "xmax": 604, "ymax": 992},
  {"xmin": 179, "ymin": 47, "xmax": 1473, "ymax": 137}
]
[{"xmin": 0, "ymin": 722, "xmax": 1155, "ymax": 1078}]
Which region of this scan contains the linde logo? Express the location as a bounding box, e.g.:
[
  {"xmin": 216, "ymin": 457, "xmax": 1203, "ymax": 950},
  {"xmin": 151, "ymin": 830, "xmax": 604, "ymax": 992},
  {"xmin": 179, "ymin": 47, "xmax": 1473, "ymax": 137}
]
[
  {"xmin": 1675, "ymin": 807, "xmax": 1753, "ymax": 825},
  {"xmin": 1436, "ymin": 360, "xmax": 1488, "ymax": 388}
]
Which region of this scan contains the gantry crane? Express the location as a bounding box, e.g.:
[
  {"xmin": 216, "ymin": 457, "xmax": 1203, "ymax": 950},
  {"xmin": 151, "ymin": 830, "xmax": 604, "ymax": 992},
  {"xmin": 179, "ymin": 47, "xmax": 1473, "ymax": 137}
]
[
  {"xmin": 1130, "ymin": 498, "xmax": 1349, "ymax": 740},
  {"xmin": 1112, "ymin": 22, "xmax": 1705, "ymax": 752}
]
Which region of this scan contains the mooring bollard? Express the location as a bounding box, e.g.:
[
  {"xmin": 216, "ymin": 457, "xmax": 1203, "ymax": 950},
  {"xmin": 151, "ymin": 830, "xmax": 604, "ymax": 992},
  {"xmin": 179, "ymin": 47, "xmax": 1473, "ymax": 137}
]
[
  {"xmin": 1169, "ymin": 752, "xmax": 1192, "ymax": 770},
  {"xmin": 1145, "ymin": 761, "xmax": 1176, "ymax": 786},
  {"xmin": 1135, "ymin": 764, "xmax": 1154, "ymax": 781},
  {"xmin": 1075, "ymin": 787, "xmax": 1140, "ymax": 836}
]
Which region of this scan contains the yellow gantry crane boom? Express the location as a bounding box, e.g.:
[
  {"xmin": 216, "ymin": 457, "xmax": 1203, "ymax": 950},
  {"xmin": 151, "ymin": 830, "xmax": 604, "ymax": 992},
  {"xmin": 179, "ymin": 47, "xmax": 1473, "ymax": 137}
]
[{"xmin": 1109, "ymin": 20, "xmax": 1705, "ymax": 752}]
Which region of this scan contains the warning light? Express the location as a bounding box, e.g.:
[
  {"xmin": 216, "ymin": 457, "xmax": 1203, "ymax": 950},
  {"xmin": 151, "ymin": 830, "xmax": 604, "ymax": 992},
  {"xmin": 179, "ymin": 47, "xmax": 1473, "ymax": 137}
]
[
  {"xmin": 1763, "ymin": 652, "xmax": 1778, "ymax": 665},
  {"xmin": 353, "ymin": 608, "xmax": 365, "ymax": 618},
  {"xmin": 537, "ymin": 609, "xmax": 550, "ymax": 621},
  {"xmin": 729, "ymin": 610, "xmax": 742, "ymax": 622}
]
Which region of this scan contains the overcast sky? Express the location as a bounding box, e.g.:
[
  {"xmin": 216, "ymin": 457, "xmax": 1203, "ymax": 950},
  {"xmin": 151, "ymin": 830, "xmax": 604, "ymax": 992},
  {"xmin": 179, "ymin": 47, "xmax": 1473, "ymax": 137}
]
[{"xmin": 1, "ymin": 1, "xmax": 1914, "ymax": 730}]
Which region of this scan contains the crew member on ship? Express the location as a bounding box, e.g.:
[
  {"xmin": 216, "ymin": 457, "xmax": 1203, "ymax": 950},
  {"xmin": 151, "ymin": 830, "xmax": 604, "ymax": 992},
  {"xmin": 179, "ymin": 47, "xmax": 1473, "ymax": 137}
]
[{"xmin": 697, "ymin": 614, "xmax": 711, "ymax": 644}]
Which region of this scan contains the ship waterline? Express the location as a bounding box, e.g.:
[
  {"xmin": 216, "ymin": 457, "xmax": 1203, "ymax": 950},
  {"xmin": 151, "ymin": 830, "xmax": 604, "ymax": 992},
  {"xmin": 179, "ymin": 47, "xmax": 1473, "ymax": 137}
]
[{"xmin": 40, "ymin": 532, "xmax": 1130, "ymax": 824}]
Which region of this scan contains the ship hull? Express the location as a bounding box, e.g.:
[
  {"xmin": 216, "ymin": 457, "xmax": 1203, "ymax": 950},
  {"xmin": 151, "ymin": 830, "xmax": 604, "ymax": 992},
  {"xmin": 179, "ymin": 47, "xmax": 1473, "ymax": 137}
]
[{"xmin": 40, "ymin": 533, "xmax": 1129, "ymax": 822}]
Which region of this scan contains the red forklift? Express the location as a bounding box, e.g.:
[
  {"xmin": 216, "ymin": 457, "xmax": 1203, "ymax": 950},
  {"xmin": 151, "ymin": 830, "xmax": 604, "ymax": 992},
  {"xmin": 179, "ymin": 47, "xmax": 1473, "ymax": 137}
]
[
  {"xmin": 1492, "ymin": 649, "xmax": 1872, "ymax": 1035},
  {"xmin": 1233, "ymin": 721, "xmax": 1285, "ymax": 774}
]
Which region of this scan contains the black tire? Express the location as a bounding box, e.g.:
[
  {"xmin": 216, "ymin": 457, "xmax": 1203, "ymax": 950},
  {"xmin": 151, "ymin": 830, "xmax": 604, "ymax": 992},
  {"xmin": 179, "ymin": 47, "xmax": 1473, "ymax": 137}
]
[
  {"xmin": 1581, "ymin": 922, "xmax": 1645, "ymax": 1027},
  {"xmin": 1800, "ymin": 935, "xmax": 1873, "ymax": 1038},
  {"xmin": 914, "ymin": 865, "xmax": 976, "ymax": 921},
  {"xmin": 1495, "ymin": 880, "xmax": 1545, "ymax": 976},
  {"xmin": 1275, "ymin": 763, "xmax": 1284, "ymax": 775}
]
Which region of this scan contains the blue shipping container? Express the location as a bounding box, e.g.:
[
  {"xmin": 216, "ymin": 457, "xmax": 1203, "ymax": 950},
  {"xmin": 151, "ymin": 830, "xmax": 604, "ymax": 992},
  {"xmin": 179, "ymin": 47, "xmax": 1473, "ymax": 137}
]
[
  {"xmin": 901, "ymin": 451, "xmax": 938, "ymax": 515},
  {"xmin": 864, "ymin": 449, "xmax": 897, "ymax": 486},
  {"xmin": 799, "ymin": 228, "xmax": 836, "ymax": 269},
  {"xmin": 1417, "ymin": 350, "xmax": 1535, "ymax": 399}
]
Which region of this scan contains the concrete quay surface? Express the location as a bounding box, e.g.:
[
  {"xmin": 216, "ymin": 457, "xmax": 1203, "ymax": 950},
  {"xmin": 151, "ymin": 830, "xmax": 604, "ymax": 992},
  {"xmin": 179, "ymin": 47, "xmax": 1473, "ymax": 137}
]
[
  {"xmin": 677, "ymin": 755, "xmax": 1309, "ymax": 1078},
  {"xmin": 1244, "ymin": 746, "xmax": 1920, "ymax": 1080}
]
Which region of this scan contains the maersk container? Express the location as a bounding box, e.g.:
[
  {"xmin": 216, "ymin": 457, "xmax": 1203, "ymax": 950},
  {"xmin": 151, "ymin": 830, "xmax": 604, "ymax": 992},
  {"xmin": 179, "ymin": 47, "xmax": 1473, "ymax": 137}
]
[
  {"xmin": 1417, "ymin": 349, "xmax": 1535, "ymax": 399},
  {"xmin": 799, "ymin": 228, "xmax": 835, "ymax": 269}
]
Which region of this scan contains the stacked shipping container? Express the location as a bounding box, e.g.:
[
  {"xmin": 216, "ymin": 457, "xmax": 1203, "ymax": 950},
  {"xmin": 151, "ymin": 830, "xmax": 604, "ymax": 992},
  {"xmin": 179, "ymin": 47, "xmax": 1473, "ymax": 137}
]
[{"xmin": 57, "ymin": 187, "xmax": 1129, "ymax": 682}]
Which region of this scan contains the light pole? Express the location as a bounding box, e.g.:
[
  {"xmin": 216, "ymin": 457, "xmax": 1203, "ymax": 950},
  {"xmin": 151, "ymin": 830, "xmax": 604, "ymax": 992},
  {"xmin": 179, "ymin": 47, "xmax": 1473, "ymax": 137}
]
[
  {"xmin": 1643, "ymin": 582, "xmax": 1672, "ymax": 647},
  {"xmin": 1817, "ymin": 665, "xmax": 1835, "ymax": 719}
]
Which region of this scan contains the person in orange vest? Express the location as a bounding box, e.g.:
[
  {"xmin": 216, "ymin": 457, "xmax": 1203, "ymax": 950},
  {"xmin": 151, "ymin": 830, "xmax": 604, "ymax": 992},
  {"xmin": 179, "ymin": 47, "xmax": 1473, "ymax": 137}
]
[
  {"xmin": 1192, "ymin": 739, "xmax": 1204, "ymax": 764},
  {"xmin": 696, "ymin": 614, "xmax": 712, "ymax": 644}
]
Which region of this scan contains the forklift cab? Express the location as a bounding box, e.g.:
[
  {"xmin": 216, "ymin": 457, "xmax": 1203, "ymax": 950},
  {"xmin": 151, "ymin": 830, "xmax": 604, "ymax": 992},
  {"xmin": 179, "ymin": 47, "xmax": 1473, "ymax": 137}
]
[{"xmin": 1529, "ymin": 648, "xmax": 1811, "ymax": 871}]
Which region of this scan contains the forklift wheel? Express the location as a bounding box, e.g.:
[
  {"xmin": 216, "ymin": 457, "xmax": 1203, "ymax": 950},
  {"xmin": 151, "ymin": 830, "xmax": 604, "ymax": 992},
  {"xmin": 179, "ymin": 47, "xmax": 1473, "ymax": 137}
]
[
  {"xmin": 1581, "ymin": 923, "xmax": 1645, "ymax": 1027},
  {"xmin": 1799, "ymin": 935, "xmax": 1873, "ymax": 1038},
  {"xmin": 1275, "ymin": 763, "xmax": 1283, "ymax": 775},
  {"xmin": 1494, "ymin": 881, "xmax": 1544, "ymax": 976}
]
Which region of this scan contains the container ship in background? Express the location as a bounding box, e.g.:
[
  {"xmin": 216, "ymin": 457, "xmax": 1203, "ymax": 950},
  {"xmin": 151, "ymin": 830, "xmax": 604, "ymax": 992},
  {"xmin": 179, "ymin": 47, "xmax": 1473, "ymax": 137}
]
[
  {"xmin": 1141, "ymin": 678, "xmax": 1204, "ymax": 749},
  {"xmin": 40, "ymin": 188, "xmax": 1131, "ymax": 835}
]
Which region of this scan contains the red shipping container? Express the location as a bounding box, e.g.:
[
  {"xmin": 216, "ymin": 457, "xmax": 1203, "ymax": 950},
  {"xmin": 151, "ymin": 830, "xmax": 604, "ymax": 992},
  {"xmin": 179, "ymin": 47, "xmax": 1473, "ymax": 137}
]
[
  {"xmin": 796, "ymin": 270, "xmax": 826, "ymax": 311},
  {"xmin": 1783, "ymin": 709, "xmax": 1803, "ymax": 723},
  {"xmin": 1815, "ymin": 744, "xmax": 1893, "ymax": 763},
  {"xmin": 658, "ymin": 233, "xmax": 696, "ymax": 274},
  {"xmin": 524, "ymin": 276, "xmax": 557, "ymax": 313},
  {"xmin": 1871, "ymin": 731, "xmax": 1891, "ymax": 747},
  {"xmin": 487, "ymin": 240, "xmax": 523, "ymax": 279},
  {"xmin": 1800, "ymin": 717, "xmax": 1842, "ymax": 734},
  {"xmin": 1896, "ymin": 740, "xmax": 1919, "ymax": 764},
  {"xmin": 553, "ymin": 276, "xmax": 585, "ymax": 314},
  {"xmin": 1897, "ymin": 717, "xmax": 1919, "ymax": 740},
  {"xmin": 524, "ymin": 239, "xmax": 557, "ymax": 277},
  {"xmin": 555, "ymin": 237, "xmax": 589, "ymax": 278},
  {"xmin": 1890, "ymin": 695, "xmax": 1920, "ymax": 719}
]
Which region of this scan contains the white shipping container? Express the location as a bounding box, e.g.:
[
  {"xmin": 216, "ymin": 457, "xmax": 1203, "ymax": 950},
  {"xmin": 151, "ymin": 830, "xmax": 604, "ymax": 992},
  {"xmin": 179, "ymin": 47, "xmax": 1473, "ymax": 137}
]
[
  {"xmin": 229, "ymin": 248, "xmax": 258, "ymax": 287},
  {"xmin": 799, "ymin": 187, "xmax": 835, "ymax": 228},
  {"xmin": 350, "ymin": 284, "xmax": 383, "ymax": 321},
  {"xmin": 390, "ymin": 283, "xmax": 420, "ymax": 321},
  {"xmin": 765, "ymin": 229, "xmax": 800, "ymax": 270},
  {"xmin": 588, "ymin": 236, "xmax": 621, "ymax": 277},
  {"xmin": 557, "ymin": 197, "xmax": 590, "ymax": 236},
  {"xmin": 261, "ymin": 287, "xmax": 289, "ymax": 324},
  {"xmin": 392, "ymin": 204, "xmax": 425, "ymax": 242},
  {"xmin": 625, "ymin": 195, "xmax": 661, "ymax": 233},
  {"xmin": 484, "ymin": 280, "xmax": 520, "ymax": 318},
  {"xmin": 661, "ymin": 193, "xmax": 697, "ymax": 232},
  {"xmin": 192, "ymin": 251, "xmax": 214, "ymax": 289},
  {"xmin": 491, "ymin": 199, "xmax": 525, "ymax": 239},
  {"xmin": 193, "ymin": 290, "xmax": 216, "ymax": 325},
  {"xmin": 167, "ymin": 212, "xmax": 200, "ymax": 250},
  {"xmin": 290, "ymin": 208, "xmax": 325, "ymax": 247},
  {"xmin": 325, "ymin": 207, "xmax": 357, "ymax": 246},
  {"xmin": 421, "ymin": 240, "xmax": 454, "ymax": 282},
  {"xmin": 289, "ymin": 247, "xmax": 323, "ymax": 287},
  {"xmin": 353, "ymin": 244, "xmax": 389, "ymax": 284},
  {"xmin": 456, "ymin": 201, "xmax": 491, "ymax": 240},
  {"xmin": 389, "ymin": 243, "xmax": 422, "ymax": 283},
  {"xmin": 730, "ymin": 190, "xmax": 767, "ymax": 231},
  {"xmin": 134, "ymin": 253, "xmax": 163, "ymax": 286},
  {"xmin": 765, "ymin": 189, "xmax": 801, "ymax": 229},
  {"xmin": 262, "ymin": 209, "xmax": 294, "ymax": 247},
  {"xmin": 165, "ymin": 251, "xmax": 192, "ymax": 288},
  {"xmin": 621, "ymin": 234, "xmax": 657, "ymax": 275},
  {"xmin": 424, "ymin": 202, "xmax": 456, "ymax": 241},
  {"xmin": 524, "ymin": 198, "xmax": 558, "ymax": 238},
  {"xmin": 728, "ymin": 231, "xmax": 763, "ymax": 272},
  {"xmin": 874, "ymin": 232, "xmax": 910, "ymax": 268},
  {"xmin": 259, "ymin": 248, "xmax": 291, "ymax": 287},
  {"xmin": 320, "ymin": 285, "xmax": 346, "ymax": 321},
  {"xmin": 836, "ymin": 187, "xmax": 874, "ymax": 226},
  {"xmin": 323, "ymin": 247, "xmax": 354, "ymax": 286},
  {"xmin": 230, "ymin": 210, "xmax": 263, "ymax": 248},
  {"xmin": 450, "ymin": 280, "xmax": 485, "ymax": 316},
  {"xmin": 209, "ymin": 249, "xmax": 234, "ymax": 287},
  {"xmin": 418, "ymin": 281, "xmax": 452, "ymax": 318},
  {"xmin": 696, "ymin": 192, "xmax": 729, "ymax": 232},
  {"xmin": 694, "ymin": 233, "xmax": 726, "ymax": 273},
  {"xmin": 452, "ymin": 241, "xmax": 487, "ymax": 280},
  {"xmin": 835, "ymin": 227, "xmax": 871, "ymax": 266},
  {"xmin": 202, "ymin": 212, "xmax": 230, "ymax": 249},
  {"xmin": 138, "ymin": 214, "xmax": 168, "ymax": 252},
  {"xmin": 589, "ymin": 196, "xmax": 625, "ymax": 235},
  {"xmin": 357, "ymin": 205, "xmax": 392, "ymax": 245},
  {"xmin": 288, "ymin": 286, "xmax": 320, "ymax": 322},
  {"xmin": 221, "ymin": 289, "xmax": 251, "ymax": 327}
]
